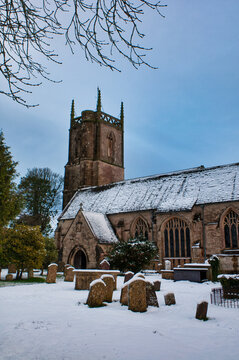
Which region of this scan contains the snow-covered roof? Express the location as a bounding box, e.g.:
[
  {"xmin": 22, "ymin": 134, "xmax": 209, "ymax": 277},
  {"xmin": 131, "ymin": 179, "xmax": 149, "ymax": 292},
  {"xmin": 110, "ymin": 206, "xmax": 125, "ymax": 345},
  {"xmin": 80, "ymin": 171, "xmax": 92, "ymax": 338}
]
[
  {"xmin": 60, "ymin": 163, "xmax": 239, "ymax": 220},
  {"xmin": 82, "ymin": 211, "xmax": 118, "ymax": 244}
]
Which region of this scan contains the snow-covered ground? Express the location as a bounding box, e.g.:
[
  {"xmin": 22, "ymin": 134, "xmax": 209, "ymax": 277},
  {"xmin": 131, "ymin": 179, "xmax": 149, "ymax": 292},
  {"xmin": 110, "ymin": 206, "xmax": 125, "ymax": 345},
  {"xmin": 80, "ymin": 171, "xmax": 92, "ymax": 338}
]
[{"xmin": 0, "ymin": 271, "xmax": 238, "ymax": 360}]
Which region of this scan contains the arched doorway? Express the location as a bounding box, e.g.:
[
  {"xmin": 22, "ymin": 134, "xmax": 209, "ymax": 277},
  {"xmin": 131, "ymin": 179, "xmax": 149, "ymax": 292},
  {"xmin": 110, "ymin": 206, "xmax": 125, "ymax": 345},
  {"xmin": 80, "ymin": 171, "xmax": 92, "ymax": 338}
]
[{"xmin": 73, "ymin": 250, "xmax": 87, "ymax": 269}]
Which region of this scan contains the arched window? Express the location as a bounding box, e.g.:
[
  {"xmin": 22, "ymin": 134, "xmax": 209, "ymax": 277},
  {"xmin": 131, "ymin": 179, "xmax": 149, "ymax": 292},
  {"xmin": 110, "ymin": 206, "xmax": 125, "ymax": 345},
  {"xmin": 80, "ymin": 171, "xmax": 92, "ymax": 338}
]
[
  {"xmin": 134, "ymin": 217, "xmax": 148, "ymax": 240},
  {"xmin": 107, "ymin": 132, "xmax": 115, "ymax": 161},
  {"xmin": 164, "ymin": 218, "xmax": 191, "ymax": 258},
  {"xmin": 224, "ymin": 210, "xmax": 239, "ymax": 249}
]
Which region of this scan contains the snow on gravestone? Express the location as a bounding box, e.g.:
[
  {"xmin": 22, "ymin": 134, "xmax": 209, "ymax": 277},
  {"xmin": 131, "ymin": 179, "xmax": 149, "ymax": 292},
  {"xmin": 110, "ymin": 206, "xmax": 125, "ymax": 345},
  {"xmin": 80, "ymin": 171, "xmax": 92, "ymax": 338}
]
[
  {"xmin": 64, "ymin": 266, "xmax": 75, "ymax": 282},
  {"xmin": 86, "ymin": 279, "xmax": 106, "ymax": 308},
  {"xmin": 46, "ymin": 263, "xmax": 58, "ymax": 284},
  {"xmin": 101, "ymin": 275, "xmax": 115, "ymax": 302},
  {"xmin": 128, "ymin": 278, "xmax": 147, "ymax": 313},
  {"xmin": 99, "ymin": 259, "xmax": 110, "ymax": 270},
  {"xmin": 165, "ymin": 260, "xmax": 172, "ymax": 271}
]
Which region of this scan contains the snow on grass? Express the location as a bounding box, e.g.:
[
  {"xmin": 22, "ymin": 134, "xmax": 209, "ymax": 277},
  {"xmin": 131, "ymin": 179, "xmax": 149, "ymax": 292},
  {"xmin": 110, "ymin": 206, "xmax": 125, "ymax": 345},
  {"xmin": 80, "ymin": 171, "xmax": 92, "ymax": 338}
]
[{"xmin": 0, "ymin": 272, "xmax": 238, "ymax": 360}]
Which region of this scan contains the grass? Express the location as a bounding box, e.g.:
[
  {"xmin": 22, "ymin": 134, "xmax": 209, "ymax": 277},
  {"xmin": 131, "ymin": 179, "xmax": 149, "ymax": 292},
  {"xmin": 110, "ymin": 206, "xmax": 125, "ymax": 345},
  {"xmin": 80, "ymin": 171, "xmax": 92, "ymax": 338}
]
[{"xmin": 0, "ymin": 277, "xmax": 46, "ymax": 287}]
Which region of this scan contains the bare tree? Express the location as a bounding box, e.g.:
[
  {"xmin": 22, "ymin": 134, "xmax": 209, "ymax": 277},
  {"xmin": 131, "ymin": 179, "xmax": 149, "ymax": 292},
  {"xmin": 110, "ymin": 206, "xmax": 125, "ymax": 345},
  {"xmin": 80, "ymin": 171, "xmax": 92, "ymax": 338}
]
[{"xmin": 0, "ymin": 0, "xmax": 165, "ymax": 107}]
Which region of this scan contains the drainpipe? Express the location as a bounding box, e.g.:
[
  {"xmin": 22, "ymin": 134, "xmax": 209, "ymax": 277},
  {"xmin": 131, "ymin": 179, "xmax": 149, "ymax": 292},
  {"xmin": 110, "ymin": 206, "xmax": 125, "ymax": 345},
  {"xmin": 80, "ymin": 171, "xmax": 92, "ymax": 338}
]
[{"xmin": 201, "ymin": 205, "xmax": 207, "ymax": 261}]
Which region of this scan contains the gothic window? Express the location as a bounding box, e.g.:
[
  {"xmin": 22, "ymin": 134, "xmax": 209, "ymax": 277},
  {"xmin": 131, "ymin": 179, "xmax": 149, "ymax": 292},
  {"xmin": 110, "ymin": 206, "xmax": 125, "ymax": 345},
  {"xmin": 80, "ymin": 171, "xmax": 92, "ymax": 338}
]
[
  {"xmin": 134, "ymin": 217, "xmax": 148, "ymax": 240},
  {"xmin": 224, "ymin": 210, "xmax": 239, "ymax": 249},
  {"xmin": 164, "ymin": 218, "xmax": 191, "ymax": 258},
  {"xmin": 107, "ymin": 132, "xmax": 115, "ymax": 161}
]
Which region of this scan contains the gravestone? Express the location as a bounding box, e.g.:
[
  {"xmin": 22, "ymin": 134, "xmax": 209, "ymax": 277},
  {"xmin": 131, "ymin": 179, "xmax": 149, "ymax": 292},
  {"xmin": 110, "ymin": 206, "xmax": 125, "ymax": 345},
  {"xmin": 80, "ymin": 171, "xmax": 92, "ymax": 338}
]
[
  {"xmin": 6, "ymin": 274, "xmax": 13, "ymax": 281},
  {"xmin": 46, "ymin": 263, "xmax": 58, "ymax": 283},
  {"xmin": 134, "ymin": 273, "xmax": 145, "ymax": 279},
  {"xmin": 146, "ymin": 281, "xmax": 159, "ymax": 307},
  {"xmin": 99, "ymin": 259, "xmax": 110, "ymax": 270},
  {"xmin": 64, "ymin": 264, "xmax": 71, "ymax": 276},
  {"xmin": 128, "ymin": 278, "xmax": 147, "ymax": 312},
  {"xmin": 195, "ymin": 301, "xmax": 208, "ymax": 320},
  {"xmin": 164, "ymin": 292, "xmax": 176, "ymax": 306},
  {"xmin": 124, "ymin": 271, "xmax": 134, "ymax": 283},
  {"xmin": 86, "ymin": 279, "xmax": 106, "ymax": 307},
  {"xmin": 64, "ymin": 266, "xmax": 75, "ymax": 282},
  {"xmin": 101, "ymin": 274, "xmax": 115, "ymax": 302},
  {"xmin": 153, "ymin": 280, "xmax": 161, "ymax": 291},
  {"xmin": 165, "ymin": 260, "xmax": 172, "ymax": 271},
  {"xmin": 120, "ymin": 283, "xmax": 129, "ymax": 305}
]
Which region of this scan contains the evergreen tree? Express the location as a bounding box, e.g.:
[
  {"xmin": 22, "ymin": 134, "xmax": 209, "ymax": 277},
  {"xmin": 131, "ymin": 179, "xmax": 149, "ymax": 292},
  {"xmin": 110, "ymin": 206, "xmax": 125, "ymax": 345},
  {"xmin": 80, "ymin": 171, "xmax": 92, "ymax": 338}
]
[
  {"xmin": 0, "ymin": 130, "xmax": 22, "ymax": 228},
  {"xmin": 18, "ymin": 168, "xmax": 63, "ymax": 235},
  {"xmin": 108, "ymin": 237, "xmax": 158, "ymax": 273},
  {"xmin": 3, "ymin": 225, "xmax": 45, "ymax": 279}
]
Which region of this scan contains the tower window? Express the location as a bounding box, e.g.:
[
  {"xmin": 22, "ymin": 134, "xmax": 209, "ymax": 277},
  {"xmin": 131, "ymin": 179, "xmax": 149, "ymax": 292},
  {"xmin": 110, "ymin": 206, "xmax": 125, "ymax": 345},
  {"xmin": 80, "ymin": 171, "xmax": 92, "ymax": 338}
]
[
  {"xmin": 107, "ymin": 132, "xmax": 115, "ymax": 161},
  {"xmin": 224, "ymin": 210, "xmax": 239, "ymax": 249},
  {"xmin": 163, "ymin": 218, "xmax": 191, "ymax": 258}
]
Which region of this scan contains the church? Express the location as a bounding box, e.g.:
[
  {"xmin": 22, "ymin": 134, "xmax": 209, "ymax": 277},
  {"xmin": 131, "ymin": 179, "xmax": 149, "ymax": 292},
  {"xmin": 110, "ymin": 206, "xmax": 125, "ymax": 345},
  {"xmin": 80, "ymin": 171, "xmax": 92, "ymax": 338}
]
[{"xmin": 55, "ymin": 91, "xmax": 239, "ymax": 273}]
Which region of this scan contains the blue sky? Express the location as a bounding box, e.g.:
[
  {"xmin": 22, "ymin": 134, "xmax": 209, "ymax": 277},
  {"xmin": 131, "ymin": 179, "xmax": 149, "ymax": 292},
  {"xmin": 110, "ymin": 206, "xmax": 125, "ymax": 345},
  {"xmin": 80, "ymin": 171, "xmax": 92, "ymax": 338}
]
[{"xmin": 1, "ymin": 0, "xmax": 239, "ymax": 182}]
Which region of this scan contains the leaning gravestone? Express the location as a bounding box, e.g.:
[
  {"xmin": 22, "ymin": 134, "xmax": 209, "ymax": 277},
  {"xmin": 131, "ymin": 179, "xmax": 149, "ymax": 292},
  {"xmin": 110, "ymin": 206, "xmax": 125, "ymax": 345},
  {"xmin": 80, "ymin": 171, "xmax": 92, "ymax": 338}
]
[
  {"xmin": 153, "ymin": 280, "xmax": 161, "ymax": 291},
  {"xmin": 46, "ymin": 263, "xmax": 58, "ymax": 283},
  {"xmin": 164, "ymin": 292, "xmax": 176, "ymax": 306},
  {"xmin": 124, "ymin": 271, "xmax": 134, "ymax": 283},
  {"xmin": 101, "ymin": 274, "xmax": 115, "ymax": 302},
  {"xmin": 64, "ymin": 266, "xmax": 75, "ymax": 282},
  {"xmin": 86, "ymin": 279, "xmax": 106, "ymax": 307},
  {"xmin": 128, "ymin": 278, "xmax": 147, "ymax": 312},
  {"xmin": 146, "ymin": 281, "xmax": 159, "ymax": 307},
  {"xmin": 195, "ymin": 301, "xmax": 208, "ymax": 320}
]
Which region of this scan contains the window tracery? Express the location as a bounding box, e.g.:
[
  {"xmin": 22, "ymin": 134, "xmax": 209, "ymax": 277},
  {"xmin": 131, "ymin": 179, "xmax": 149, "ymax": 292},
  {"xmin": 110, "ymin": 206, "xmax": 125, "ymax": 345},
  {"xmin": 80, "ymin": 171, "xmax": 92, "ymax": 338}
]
[
  {"xmin": 224, "ymin": 210, "xmax": 239, "ymax": 249},
  {"xmin": 134, "ymin": 217, "xmax": 148, "ymax": 240},
  {"xmin": 164, "ymin": 218, "xmax": 191, "ymax": 258}
]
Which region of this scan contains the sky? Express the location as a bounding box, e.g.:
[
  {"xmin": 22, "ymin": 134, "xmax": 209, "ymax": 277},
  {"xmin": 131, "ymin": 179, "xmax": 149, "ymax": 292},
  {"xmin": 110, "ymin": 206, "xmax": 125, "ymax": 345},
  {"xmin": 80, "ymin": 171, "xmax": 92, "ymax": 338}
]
[{"xmin": 1, "ymin": 0, "xmax": 239, "ymax": 183}]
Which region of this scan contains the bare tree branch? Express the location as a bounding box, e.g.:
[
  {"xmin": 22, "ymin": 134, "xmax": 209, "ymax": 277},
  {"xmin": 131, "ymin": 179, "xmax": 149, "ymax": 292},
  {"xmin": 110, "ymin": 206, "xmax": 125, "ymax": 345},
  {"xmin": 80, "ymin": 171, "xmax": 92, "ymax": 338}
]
[{"xmin": 0, "ymin": 0, "xmax": 166, "ymax": 107}]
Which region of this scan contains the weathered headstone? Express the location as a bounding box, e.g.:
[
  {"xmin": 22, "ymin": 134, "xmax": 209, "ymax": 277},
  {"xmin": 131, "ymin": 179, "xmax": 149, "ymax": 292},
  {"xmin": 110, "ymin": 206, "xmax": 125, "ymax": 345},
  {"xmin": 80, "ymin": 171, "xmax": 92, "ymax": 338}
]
[
  {"xmin": 46, "ymin": 263, "xmax": 58, "ymax": 283},
  {"xmin": 99, "ymin": 259, "xmax": 110, "ymax": 270},
  {"xmin": 64, "ymin": 266, "xmax": 75, "ymax": 282},
  {"xmin": 128, "ymin": 278, "xmax": 147, "ymax": 312},
  {"xmin": 6, "ymin": 274, "xmax": 13, "ymax": 281},
  {"xmin": 153, "ymin": 280, "xmax": 161, "ymax": 291},
  {"xmin": 124, "ymin": 271, "xmax": 134, "ymax": 283},
  {"xmin": 86, "ymin": 279, "xmax": 106, "ymax": 307},
  {"xmin": 120, "ymin": 283, "xmax": 129, "ymax": 305},
  {"xmin": 64, "ymin": 264, "xmax": 71, "ymax": 276},
  {"xmin": 195, "ymin": 301, "xmax": 208, "ymax": 320},
  {"xmin": 101, "ymin": 274, "xmax": 115, "ymax": 302},
  {"xmin": 165, "ymin": 260, "xmax": 172, "ymax": 271},
  {"xmin": 164, "ymin": 292, "xmax": 176, "ymax": 306},
  {"xmin": 146, "ymin": 281, "xmax": 159, "ymax": 307}
]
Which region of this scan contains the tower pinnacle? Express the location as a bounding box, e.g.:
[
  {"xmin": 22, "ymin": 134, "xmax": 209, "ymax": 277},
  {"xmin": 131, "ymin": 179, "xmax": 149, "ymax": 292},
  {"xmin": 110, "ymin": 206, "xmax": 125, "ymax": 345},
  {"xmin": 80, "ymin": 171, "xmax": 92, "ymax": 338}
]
[
  {"xmin": 96, "ymin": 88, "xmax": 102, "ymax": 113},
  {"xmin": 70, "ymin": 99, "xmax": 75, "ymax": 127}
]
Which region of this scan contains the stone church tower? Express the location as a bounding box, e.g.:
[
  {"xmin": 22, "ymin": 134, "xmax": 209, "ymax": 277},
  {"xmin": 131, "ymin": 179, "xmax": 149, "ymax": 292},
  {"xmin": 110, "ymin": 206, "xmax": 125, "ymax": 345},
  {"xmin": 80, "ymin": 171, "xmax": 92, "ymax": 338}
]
[{"xmin": 63, "ymin": 90, "xmax": 124, "ymax": 208}]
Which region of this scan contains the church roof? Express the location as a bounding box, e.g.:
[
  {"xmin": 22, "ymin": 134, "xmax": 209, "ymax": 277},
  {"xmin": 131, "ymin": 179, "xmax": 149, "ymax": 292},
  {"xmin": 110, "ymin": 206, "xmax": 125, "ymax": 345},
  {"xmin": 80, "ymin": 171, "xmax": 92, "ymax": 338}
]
[
  {"xmin": 82, "ymin": 211, "xmax": 118, "ymax": 243},
  {"xmin": 60, "ymin": 162, "xmax": 239, "ymax": 220}
]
